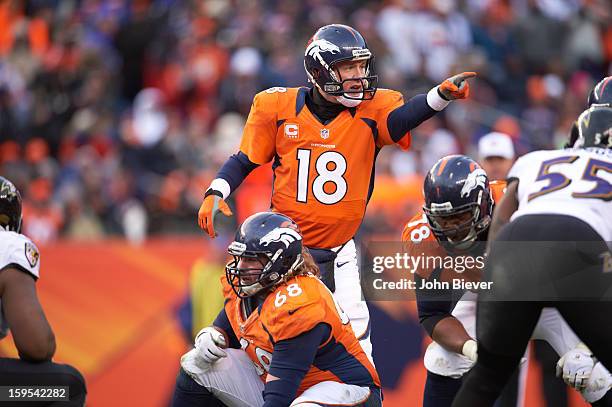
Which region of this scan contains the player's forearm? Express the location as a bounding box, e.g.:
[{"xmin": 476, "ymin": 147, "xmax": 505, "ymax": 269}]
[
  {"xmin": 387, "ymin": 94, "xmax": 437, "ymax": 141},
  {"xmin": 209, "ymin": 152, "xmax": 259, "ymax": 198},
  {"xmin": 415, "ymin": 275, "xmax": 454, "ymax": 337},
  {"xmin": 264, "ymin": 323, "xmax": 329, "ymax": 406},
  {"xmin": 262, "ymin": 378, "xmax": 302, "ymax": 407},
  {"xmin": 211, "ymin": 308, "xmax": 241, "ymax": 349},
  {"xmin": 431, "ymin": 316, "xmax": 473, "ymax": 355}
]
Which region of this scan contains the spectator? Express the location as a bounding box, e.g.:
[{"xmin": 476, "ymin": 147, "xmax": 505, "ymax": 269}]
[
  {"xmin": 0, "ymin": 0, "xmax": 609, "ymax": 241},
  {"xmin": 477, "ymin": 131, "xmax": 515, "ymax": 180}
]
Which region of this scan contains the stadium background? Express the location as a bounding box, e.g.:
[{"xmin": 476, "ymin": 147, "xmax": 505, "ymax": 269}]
[{"xmin": 0, "ymin": 0, "xmax": 610, "ymax": 405}]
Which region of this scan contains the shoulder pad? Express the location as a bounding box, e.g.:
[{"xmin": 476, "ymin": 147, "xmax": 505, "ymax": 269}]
[
  {"xmin": 363, "ymin": 88, "xmax": 404, "ymax": 111},
  {"xmin": 401, "ymin": 212, "xmax": 436, "ymax": 246},
  {"xmin": 260, "ymin": 276, "xmax": 328, "ymax": 342},
  {"xmin": 490, "ymin": 180, "xmax": 507, "ymax": 204},
  {"xmin": 253, "ymin": 87, "xmax": 304, "ymax": 121}
]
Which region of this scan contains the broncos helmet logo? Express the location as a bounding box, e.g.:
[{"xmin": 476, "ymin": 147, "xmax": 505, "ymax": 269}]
[
  {"xmin": 305, "ymin": 39, "xmax": 340, "ymax": 71},
  {"xmin": 259, "ymin": 227, "xmax": 302, "ymax": 249},
  {"xmin": 460, "ymin": 168, "xmax": 487, "ymax": 198}
]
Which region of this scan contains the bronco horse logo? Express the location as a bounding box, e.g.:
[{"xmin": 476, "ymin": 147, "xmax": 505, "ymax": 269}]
[
  {"xmin": 461, "ymin": 169, "xmax": 487, "ymax": 198},
  {"xmin": 305, "ymin": 39, "xmax": 341, "ymax": 70},
  {"xmin": 259, "ymin": 227, "xmax": 302, "ymax": 249}
]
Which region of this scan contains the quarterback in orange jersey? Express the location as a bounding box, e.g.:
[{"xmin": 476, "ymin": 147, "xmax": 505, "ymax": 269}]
[
  {"xmin": 400, "ymin": 155, "xmax": 608, "ymax": 407},
  {"xmin": 198, "ymin": 23, "xmax": 476, "ymax": 360},
  {"xmin": 173, "ymin": 212, "xmax": 381, "ymax": 407}
]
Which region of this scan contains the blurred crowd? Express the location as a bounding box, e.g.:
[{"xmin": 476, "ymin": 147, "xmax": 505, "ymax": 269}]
[{"xmin": 0, "ymin": 0, "xmax": 610, "ymax": 243}]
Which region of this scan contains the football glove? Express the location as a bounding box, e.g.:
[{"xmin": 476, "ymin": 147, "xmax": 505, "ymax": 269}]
[
  {"xmin": 461, "ymin": 339, "xmax": 478, "ymax": 362},
  {"xmin": 198, "ymin": 189, "xmax": 233, "ymax": 238},
  {"xmin": 581, "ymin": 361, "xmax": 612, "ymax": 403},
  {"xmin": 556, "ymin": 343, "xmax": 595, "ymax": 391},
  {"xmin": 194, "ymin": 326, "xmax": 228, "ymax": 364},
  {"xmin": 438, "ymin": 72, "xmax": 477, "ymax": 101}
]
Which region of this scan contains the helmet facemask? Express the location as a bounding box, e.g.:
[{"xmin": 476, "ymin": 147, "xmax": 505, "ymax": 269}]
[
  {"xmin": 308, "ymin": 57, "xmax": 378, "ymax": 107},
  {"xmin": 424, "ymin": 191, "xmax": 492, "ymax": 251},
  {"xmin": 225, "ymin": 241, "xmax": 303, "ymax": 298}
]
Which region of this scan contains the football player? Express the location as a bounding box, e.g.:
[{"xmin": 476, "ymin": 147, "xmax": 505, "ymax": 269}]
[
  {"xmin": 402, "ymin": 155, "xmax": 611, "ymax": 406},
  {"xmin": 197, "ymin": 23, "xmax": 477, "ymax": 360},
  {"xmin": 173, "ymin": 212, "xmax": 381, "ymax": 406},
  {"xmin": 477, "ymin": 132, "xmax": 515, "ymax": 181},
  {"xmin": 557, "ymin": 75, "xmax": 612, "ymax": 403},
  {"xmin": 0, "ymin": 176, "xmax": 87, "ymax": 406},
  {"xmin": 452, "ymin": 106, "xmax": 612, "ymax": 407},
  {"xmin": 566, "ymin": 76, "xmax": 611, "ymax": 148}
]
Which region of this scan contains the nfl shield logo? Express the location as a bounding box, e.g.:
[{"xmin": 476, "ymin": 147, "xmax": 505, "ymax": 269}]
[{"xmin": 320, "ymin": 129, "xmax": 330, "ymax": 139}]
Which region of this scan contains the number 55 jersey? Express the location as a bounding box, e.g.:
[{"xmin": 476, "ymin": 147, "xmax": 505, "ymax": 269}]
[
  {"xmin": 239, "ymin": 87, "xmax": 410, "ymax": 248},
  {"xmin": 508, "ymin": 147, "xmax": 611, "ymax": 242},
  {"xmin": 221, "ymin": 274, "xmax": 380, "ymax": 395}
]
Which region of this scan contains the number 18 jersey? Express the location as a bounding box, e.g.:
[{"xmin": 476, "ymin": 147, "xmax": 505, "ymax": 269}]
[
  {"xmin": 239, "ymin": 87, "xmax": 410, "ymax": 248},
  {"xmin": 508, "ymin": 147, "xmax": 612, "ymax": 241}
]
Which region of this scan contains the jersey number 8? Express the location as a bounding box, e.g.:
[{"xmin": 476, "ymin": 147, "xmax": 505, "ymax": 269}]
[{"xmin": 407, "ymin": 214, "xmax": 431, "ymax": 243}]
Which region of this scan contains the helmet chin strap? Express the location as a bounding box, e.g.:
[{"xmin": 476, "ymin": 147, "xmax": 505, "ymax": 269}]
[
  {"xmin": 241, "ymin": 281, "xmax": 264, "ymax": 296},
  {"xmin": 314, "ymin": 82, "xmax": 363, "ymax": 107},
  {"xmin": 447, "ymin": 216, "xmax": 490, "ymax": 251},
  {"xmin": 449, "ymin": 227, "xmax": 478, "ymax": 250},
  {"xmin": 335, "ymin": 94, "xmax": 362, "ymax": 107}
]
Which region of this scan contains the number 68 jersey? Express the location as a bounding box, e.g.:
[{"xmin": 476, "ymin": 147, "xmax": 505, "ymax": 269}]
[
  {"xmin": 221, "ymin": 274, "xmax": 380, "ymax": 395},
  {"xmin": 508, "ymin": 147, "xmax": 612, "ymax": 241}
]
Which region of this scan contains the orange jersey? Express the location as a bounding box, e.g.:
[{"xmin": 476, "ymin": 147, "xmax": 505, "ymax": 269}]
[
  {"xmin": 221, "ymin": 274, "xmax": 380, "ymax": 394},
  {"xmin": 239, "ymin": 87, "xmax": 409, "ymax": 248},
  {"xmin": 401, "ymin": 180, "xmax": 507, "ymax": 280},
  {"xmin": 490, "ymin": 180, "xmax": 507, "ymax": 206}
]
